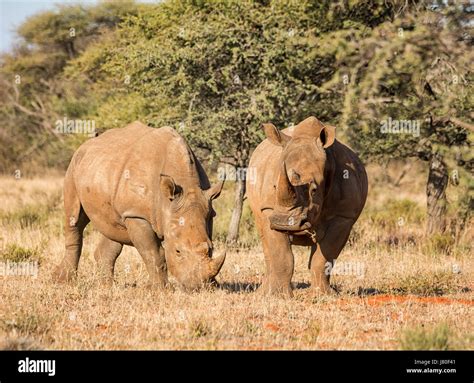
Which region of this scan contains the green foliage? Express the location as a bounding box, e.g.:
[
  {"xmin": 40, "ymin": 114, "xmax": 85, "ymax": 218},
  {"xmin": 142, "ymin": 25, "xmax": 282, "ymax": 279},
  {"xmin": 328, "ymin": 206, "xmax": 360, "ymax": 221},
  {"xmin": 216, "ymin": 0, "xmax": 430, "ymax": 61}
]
[
  {"xmin": 2, "ymin": 1, "xmax": 471, "ymax": 171},
  {"xmin": 0, "ymin": 1, "xmax": 145, "ymax": 172},
  {"xmin": 0, "ymin": 243, "xmax": 40, "ymax": 263},
  {"xmin": 0, "ymin": 192, "xmax": 61, "ymax": 229},
  {"xmin": 330, "ymin": 5, "xmax": 473, "ymax": 167},
  {"xmin": 1, "ymin": 205, "xmax": 48, "ymax": 229},
  {"xmin": 424, "ymin": 233, "xmax": 455, "ymax": 255},
  {"xmin": 399, "ymin": 323, "xmax": 451, "ymax": 350},
  {"xmin": 366, "ymin": 199, "xmax": 424, "ymax": 228},
  {"xmin": 94, "ymin": 93, "xmax": 149, "ymax": 130},
  {"xmin": 386, "ymin": 271, "xmax": 460, "ymax": 296},
  {"xmin": 64, "ymin": 0, "xmax": 402, "ymax": 166},
  {"xmin": 212, "ymin": 183, "xmax": 259, "ymax": 247}
]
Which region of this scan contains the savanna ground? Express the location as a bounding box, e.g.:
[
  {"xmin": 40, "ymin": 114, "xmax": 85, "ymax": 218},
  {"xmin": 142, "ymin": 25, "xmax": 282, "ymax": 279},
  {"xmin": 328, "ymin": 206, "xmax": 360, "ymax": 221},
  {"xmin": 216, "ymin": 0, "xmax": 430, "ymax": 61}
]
[{"xmin": 0, "ymin": 162, "xmax": 472, "ymax": 350}]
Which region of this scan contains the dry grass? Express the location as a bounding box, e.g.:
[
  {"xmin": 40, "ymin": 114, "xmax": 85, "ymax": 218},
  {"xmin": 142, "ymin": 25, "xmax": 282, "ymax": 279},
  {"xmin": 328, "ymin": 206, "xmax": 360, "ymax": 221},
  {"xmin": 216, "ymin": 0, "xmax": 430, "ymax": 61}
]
[{"xmin": 0, "ymin": 162, "xmax": 472, "ymax": 350}]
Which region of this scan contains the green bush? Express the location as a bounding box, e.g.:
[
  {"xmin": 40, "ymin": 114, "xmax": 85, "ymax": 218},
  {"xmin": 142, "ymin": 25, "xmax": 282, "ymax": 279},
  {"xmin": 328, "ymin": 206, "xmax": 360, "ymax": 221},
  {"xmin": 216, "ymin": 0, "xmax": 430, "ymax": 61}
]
[
  {"xmin": 0, "ymin": 243, "xmax": 40, "ymax": 263},
  {"xmin": 0, "ymin": 192, "xmax": 61, "ymax": 229},
  {"xmin": 384, "ymin": 271, "xmax": 459, "ymax": 296},
  {"xmin": 368, "ymin": 199, "xmax": 424, "ymax": 229},
  {"xmin": 424, "ymin": 233, "xmax": 456, "ymax": 255},
  {"xmin": 399, "ymin": 324, "xmax": 451, "ymax": 350},
  {"xmin": 212, "ymin": 183, "xmax": 259, "ymax": 248},
  {"xmin": 1, "ymin": 205, "xmax": 47, "ymax": 228}
]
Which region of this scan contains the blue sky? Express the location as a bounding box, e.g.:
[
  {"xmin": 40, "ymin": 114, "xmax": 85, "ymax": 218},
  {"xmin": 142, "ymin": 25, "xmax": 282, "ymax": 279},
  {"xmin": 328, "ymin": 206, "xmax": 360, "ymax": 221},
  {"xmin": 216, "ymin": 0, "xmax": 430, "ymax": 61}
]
[
  {"xmin": 0, "ymin": 0, "xmax": 98, "ymax": 53},
  {"xmin": 0, "ymin": 0, "xmax": 158, "ymax": 53}
]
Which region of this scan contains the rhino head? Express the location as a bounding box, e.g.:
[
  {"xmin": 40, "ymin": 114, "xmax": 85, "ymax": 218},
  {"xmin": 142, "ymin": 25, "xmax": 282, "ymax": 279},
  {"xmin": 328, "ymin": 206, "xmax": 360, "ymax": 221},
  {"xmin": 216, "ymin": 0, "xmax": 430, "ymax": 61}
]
[
  {"xmin": 263, "ymin": 116, "xmax": 336, "ymax": 234},
  {"xmin": 159, "ymin": 175, "xmax": 226, "ymax": 291}
]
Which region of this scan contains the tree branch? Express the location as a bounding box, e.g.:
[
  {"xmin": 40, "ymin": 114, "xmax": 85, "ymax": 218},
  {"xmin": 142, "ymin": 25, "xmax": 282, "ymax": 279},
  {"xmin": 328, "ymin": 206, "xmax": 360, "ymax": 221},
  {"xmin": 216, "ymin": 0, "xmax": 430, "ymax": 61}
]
[
  {"xmin": 449, "ymin": 117, "xmax": 474, "ymax": 132},
  {"xmin": 431, "ymin": 115, "xmax": 474, "ymax": 132}
]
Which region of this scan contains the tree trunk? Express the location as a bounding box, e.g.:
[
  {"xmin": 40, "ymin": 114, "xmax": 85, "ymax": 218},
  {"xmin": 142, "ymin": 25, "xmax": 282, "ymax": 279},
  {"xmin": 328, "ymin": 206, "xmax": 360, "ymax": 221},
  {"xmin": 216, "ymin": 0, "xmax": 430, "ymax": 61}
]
[
  {"xmin": 426, "ymin": 153, "xmax": 448, "ymax": 234},
  {"xmin": 65, "ymin": 41, "xmax": 76, "ymax": 60},
  {"xmin": 226, "ymin": 177, "xmax": 246, "ymax": 245}
]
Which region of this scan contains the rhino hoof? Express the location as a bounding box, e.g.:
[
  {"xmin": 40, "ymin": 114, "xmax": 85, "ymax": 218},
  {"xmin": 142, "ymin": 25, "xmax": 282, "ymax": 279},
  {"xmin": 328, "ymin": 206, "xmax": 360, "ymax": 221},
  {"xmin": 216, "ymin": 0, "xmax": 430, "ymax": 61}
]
[
  {"xmin": 146, "ymin": 281, "xmax": 173, "ymax": 292},
  {"xmin": 311, "ymin": 285, "xmax": 337, "ymax": 297},
  {"xmin": 52, "ymin": 267, "xmax": 77, "ymax": 283},
  {"xmin": 97, "ymin": 278, "xmax": 114, "ymax": 288},
  {"xmin": 260, "ymin": 282, "xmax": 293, "ymax": 298}
]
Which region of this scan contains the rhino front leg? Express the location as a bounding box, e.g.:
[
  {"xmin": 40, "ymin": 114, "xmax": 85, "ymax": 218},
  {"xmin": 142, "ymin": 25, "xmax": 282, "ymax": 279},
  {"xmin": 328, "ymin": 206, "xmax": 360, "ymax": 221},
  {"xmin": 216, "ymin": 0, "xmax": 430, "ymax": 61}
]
[
  {"xmin": 94, "ymin": 234, "xmax": 123, "ymax": 287},
  {"xmin": 309, "ymin": 244, "xmax": 334, "ymax": 295},
  {"xmin": 124, "ymin": 218, "xmax": 169, "ymax": 290},
  {"xmin": 309, "ymin": 217, "xmax": 354, "ymax": 296},
  {"xmin": 256, "ymin": 211, "xmax": 294, "ymax": 297}
]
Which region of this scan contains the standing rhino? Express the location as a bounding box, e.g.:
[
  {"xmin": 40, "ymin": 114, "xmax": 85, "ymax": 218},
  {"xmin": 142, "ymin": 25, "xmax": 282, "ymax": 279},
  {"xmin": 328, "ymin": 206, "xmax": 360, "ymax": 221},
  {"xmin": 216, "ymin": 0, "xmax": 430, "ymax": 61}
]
[
  {"xmin": 54, "ymin": 121, "xmax": 226, "ymax": 291},
  {"xmin": 247, "ymin": 117, "xmax": 368, "ymax": 296}
]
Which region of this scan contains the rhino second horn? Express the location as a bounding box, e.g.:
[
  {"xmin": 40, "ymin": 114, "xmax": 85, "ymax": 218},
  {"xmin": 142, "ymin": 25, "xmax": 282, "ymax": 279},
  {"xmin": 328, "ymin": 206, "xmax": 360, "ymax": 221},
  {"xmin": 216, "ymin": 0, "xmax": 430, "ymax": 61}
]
[{"xmin": 208, "ymin": 251, "xmax": 226, "ymax": 278}]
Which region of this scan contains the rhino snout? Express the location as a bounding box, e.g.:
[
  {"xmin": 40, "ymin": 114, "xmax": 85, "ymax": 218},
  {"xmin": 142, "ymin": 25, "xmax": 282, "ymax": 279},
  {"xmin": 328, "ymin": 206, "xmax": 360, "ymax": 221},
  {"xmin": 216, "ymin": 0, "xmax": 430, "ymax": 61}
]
[{"xmin": 175, "ymin": 249, "xmax": 226, "ymax": 291}]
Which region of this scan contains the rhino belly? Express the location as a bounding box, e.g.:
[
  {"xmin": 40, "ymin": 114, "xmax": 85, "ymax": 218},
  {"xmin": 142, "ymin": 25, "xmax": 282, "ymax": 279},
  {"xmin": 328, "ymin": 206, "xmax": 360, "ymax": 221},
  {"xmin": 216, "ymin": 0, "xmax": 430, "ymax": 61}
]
[{"xmin": 78, "ymin": 185, "xmax": 131, "ymax": 244}]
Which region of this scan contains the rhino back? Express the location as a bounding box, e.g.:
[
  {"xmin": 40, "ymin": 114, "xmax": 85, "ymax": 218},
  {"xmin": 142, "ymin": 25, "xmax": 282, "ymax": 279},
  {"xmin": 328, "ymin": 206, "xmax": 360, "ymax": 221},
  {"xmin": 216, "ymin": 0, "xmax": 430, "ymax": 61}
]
[
  {"xmin": 247, "ymin": 138, "xmax": 283, "ymax": 211},
  {"xmin": 69, "ymin": 122, "xmax": 203, "ymax": 239}
]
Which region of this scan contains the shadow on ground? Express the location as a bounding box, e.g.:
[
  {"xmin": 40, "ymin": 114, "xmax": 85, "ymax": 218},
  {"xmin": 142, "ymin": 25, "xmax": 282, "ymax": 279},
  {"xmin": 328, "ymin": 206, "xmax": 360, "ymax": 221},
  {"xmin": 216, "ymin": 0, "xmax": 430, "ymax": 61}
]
[
  {"xmin": 219, "ymin": 282, "xmax": 260, "ymax": 293},
  {"xmin": 356, "ymin": 287, "xmax": 386, "ymax": 296},
  {"xmin": 219, "ymin": 281, "xmax": 314, "ymax": 293}
]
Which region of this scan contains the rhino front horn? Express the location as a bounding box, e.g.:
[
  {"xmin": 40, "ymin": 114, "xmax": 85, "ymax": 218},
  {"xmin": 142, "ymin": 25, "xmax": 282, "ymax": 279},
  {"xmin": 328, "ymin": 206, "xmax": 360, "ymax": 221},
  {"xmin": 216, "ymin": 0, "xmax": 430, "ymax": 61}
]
[
  {"xmin": 208, "ymin": 251, "xmax": 226, "ymax": 278},
  {"xmin": 277, "ymin": 162, "xmax": 297, "ymax": 207}
]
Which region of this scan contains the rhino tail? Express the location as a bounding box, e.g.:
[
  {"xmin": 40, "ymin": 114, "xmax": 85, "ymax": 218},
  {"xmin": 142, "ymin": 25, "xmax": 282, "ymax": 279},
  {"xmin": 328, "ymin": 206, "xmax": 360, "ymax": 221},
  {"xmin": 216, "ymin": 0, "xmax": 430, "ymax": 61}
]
[{"xmin": 63, "ymin": 159, "xmax": 82, "ymax": 228}]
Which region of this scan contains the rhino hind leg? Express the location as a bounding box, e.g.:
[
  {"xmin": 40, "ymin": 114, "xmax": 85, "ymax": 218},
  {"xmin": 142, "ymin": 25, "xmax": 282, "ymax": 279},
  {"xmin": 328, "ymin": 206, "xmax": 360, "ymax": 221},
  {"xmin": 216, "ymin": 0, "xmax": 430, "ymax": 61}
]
[
  {"xmin": 94, "ymin": 234, "xmax": 123, "ymax": 287},
  {"xmin": 124, "ymin": 218, "xmax": 169, "ymax": 290},
  {"xmin": 256, "ymin": 211, "xmax": 294, "ymax": 297},
  {"xmin": 309, "ymin": 217, "xmax": 354, "ymax": 296},
  {"xmin": 53, "ymin": 204, "xmax": 90, "ymax": 283}
]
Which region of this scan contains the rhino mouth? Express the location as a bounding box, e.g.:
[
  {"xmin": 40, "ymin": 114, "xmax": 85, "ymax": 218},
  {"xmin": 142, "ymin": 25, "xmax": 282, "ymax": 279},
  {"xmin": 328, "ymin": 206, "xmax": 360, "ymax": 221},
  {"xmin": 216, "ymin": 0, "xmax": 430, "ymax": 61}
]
[{"xmin": 269, "ymin": 208, "xmax": 312, "ymax": 233}]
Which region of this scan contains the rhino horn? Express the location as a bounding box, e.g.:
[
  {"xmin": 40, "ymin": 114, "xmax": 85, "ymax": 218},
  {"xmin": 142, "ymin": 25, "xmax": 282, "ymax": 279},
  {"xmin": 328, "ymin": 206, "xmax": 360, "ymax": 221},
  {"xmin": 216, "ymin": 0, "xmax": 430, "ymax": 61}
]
[
  {"xmin": 276, "ymin": 162, "xmax": 297, "ymax": 207},
  {"xmin": 208, "ymin": 251, "xmax": 226, "ymax": 278}
]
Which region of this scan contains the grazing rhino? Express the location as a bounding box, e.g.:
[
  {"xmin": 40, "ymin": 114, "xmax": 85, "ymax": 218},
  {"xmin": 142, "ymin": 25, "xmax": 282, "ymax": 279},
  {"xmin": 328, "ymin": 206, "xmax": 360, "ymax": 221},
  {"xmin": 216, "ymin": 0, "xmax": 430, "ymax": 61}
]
[
  {"xmin": 54, "ymin": 121, "xmax": 226, "ymax": 291},
  {"xmin": 247, "ymin": 116, "xmax": 368, "ymax": 296}
]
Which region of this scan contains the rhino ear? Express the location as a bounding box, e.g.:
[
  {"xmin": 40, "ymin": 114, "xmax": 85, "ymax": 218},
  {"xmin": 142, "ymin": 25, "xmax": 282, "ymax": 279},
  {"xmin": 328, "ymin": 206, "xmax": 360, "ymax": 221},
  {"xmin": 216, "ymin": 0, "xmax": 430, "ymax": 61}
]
[
  {"xmin": 160, "ymin": 174, "xmax": 181, "ymax": 201},
  {"xmin": 263, "ymin": 123, "xmax": 291, "ymax": 147},
  {"xmin": 319, "ymin": 124, "xmax": 336, "ymax": 148},
  {"xmin": 206, "ymin": 180, "xmax": 224, "ymax": 200}
]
